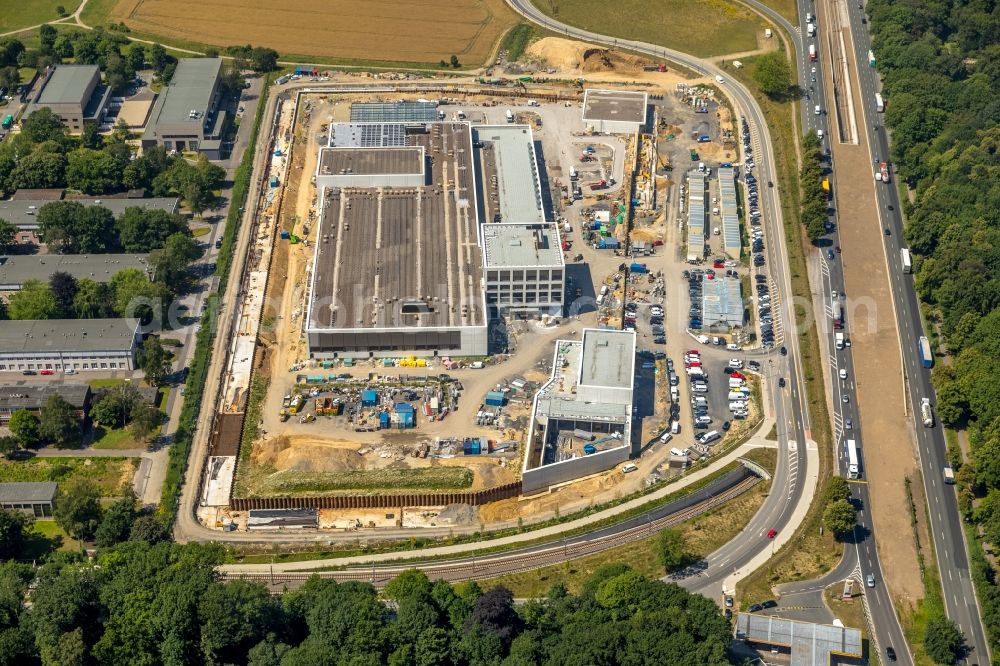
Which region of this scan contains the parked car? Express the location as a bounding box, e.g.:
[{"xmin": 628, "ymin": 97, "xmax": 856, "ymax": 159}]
[{"xmin": 40, "ymin": 369, "xmax": 54, "ymax": 376}]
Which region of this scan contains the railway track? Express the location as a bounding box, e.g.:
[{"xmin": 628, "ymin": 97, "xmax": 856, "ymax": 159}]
[{"xmin": 221, "ymin": 473, "xmax": 760, "ymax": 589}]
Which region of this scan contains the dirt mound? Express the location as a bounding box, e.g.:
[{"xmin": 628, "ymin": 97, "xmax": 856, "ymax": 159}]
[
  {"xmin": 526, "ymin": 37, "xmax": 650, "ymax": 74},
  {"xmin": 254, "ymin": 435, "xmax": 366, "ymax": 473}
]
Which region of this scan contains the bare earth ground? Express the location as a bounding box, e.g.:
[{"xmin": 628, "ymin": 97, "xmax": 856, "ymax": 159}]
[
  {"xmin": 109, "ymin": 0, "xmax": 518, "ymax": 64},
  {"xmin": 825, "ymin": 22, "xmax": 923, "ymax": 606}
]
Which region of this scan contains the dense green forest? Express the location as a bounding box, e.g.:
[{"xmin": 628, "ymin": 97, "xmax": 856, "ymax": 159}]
[
  {"xmin": 866, "ymin": 0, "xmax": 1000, "ymax": 655},
  {"xmin": 0, "ymin": 538, "xmax": 733, "ymax": 666}
]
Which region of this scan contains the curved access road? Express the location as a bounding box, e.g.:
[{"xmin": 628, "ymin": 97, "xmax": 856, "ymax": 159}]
[{"xmin": 502, "ymin": 0, "xmax": 818, "ymax": 604}]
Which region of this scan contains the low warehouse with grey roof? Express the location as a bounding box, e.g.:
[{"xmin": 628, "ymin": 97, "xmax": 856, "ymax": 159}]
[
  {"xmin": 142, "ymin": 57, "xmax": 225, "ymax": 157},
  {"xmin": 582, "ymin": 89, "xmax": 648, "ymax": 134},
  {"xmin": 0, "ymin": 254, "xmax": 151, "ymax": 291}
]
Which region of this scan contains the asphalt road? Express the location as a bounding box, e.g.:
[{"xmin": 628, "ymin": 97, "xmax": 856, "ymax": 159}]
[
  {"xmin": 501, "ymin": 0, "xmax": 816, "ymax": 604},
  {"xmin": 838, "ymin": 3, "xmax": 991, "ymax": 662}
]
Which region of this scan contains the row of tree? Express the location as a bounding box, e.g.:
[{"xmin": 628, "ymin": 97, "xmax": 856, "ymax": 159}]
[
  {"xmin": 799, "ymin": 131, "xmax": 829, "ymax": 242},
  {"xmin": 866, "ymin": 0, "xmax": 1000, "ymax": 661},
  {"xmin": 0, "ymin": 542, "xmax": 734, "ymax": 666}
]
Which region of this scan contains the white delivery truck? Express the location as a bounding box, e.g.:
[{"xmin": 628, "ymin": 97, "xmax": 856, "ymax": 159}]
[
  {"xmin": 901, "ymin": 248, "xmax": 912, "ymax": 274},
  {"xmin": 807, "ymin": 22, "xmax": 816, "ymax": 36},
  {"xmin": 835, "ymin": 332, "xmax": 845, "ymax": 350},
  {"xmin": 505, "ymin": 109, "xmax": 514, "ymax": 122}
]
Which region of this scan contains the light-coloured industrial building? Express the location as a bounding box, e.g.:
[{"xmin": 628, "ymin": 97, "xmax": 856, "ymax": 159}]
[
  {"xmin": 350, "ymin": 101, "xmax": 441, "ymax": 123},
  {"xmin": 474, "ymin": 125, "xmax": 545, "ymax": 224},
  {"xmin": 735, "ymin": 613, "xmax": 863, "ymax": 664},
  {"xmin": 0, "ymin": 254, "xmax": 151, "ymax": 291},
  {"xmin": 718, "ymin": 165, "xmax": 741, "ymax": 257},
  {"xmin": 483, "ymin": 223, "xmax": 564, "ymax": 317},
  {"xmin": 686, "ymin": 170, "xmax": 708, "ymax": 262},
  {"xmin": 582, "ymin": 89, "xmax": 648, "ymax": 134},
  {"xmin": 0, "ymin": 482, "xmax": 58, "ymax": 518},
  {"xmin": 26, "ymin": 65, "xmax": 111, "ymax": 133},
  {"xmin": 702, "ymin": 275, "xmax": 744, "ymax": 328},
  {"xmin": 306, "ymin": 122, "xmax": 488, "ymax": 358},
  {"xmin": 523, "ymin": 329, "xmax": 636, "ymax": 493},
  {"xmin": 142, "ymin": 58, "xmax": 225, "ymax": 157},
  {"xmin": 0, "ymin": 319, "xmax": 141, "ymax": 372},
  {"xmin": 0, "ymin": 196, "xmax": 179, "ymax": 238}
]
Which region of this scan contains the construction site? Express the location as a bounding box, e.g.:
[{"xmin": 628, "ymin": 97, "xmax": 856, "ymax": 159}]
[{"xmin": 193, "ymin": 48, "xmax": 749, "ymax": 533}]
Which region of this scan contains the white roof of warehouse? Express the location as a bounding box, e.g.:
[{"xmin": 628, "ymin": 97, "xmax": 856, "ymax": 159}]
[
  {"xmin": 476, "ymin": 125, "xmax": 545, "ymax": 224},
  {"xmin": 482, "ymin": 223, "xmax": 563, "ymax": 269},
  {"xmin": 718, "ymin": 166, "xmax": 741, "ymax": 255}
]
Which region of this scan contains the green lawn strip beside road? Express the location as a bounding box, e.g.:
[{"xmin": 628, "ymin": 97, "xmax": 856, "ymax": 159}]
[
  {"xmin": 227, "ymin": 455, "xmax": 769, "ymax": 566},
  {"xmin": 753, "ymin": 0, "xmax": 799, "ymax": 24},
  {"xmin": 158, "ymin": 75, "xmax": 273, "ymax": 527},
  {"xmin": 531, "ymin": 0, "xmax": 763, "ymax": 59},
  {"xmin": 902, "ymin": 476, "xmax": 947, "ymax": 665},
  {"xmin": 0, "ymin": 0, "xmax": 77, "ymax": 33},
  {"xmin": 500, "ymin": 23, "xmax": 536, "ymax": 61},
  {"xmin": 723, "ymin": 52, "xmax": 841, "ymax": 603},
  {"xmin": 824, "ymin": 583, "xmax": 870, "ymax": 650},
  {"xmin": 481, "ymin": 479, "xmax": 771, "ymax": 597},
  {"xmin": 0, "ymin": 457, "xmax": 137, "ymax": 496}
]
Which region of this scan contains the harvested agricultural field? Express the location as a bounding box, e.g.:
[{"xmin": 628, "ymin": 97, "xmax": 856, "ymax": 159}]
[{"xmin": 108, "ymin": 0, "xmax": 519, "ymax": 66}]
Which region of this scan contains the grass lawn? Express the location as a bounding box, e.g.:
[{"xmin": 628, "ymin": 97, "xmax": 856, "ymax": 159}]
[
  {"xmin": 757, "ymin": 0, "xmax": 798, "ymax": 23},
  {"xmin": 480, "ymin": 480, "xmax": 770, "ymax": 597},
  {"xmin": 88, "ymin": 378, "xmax": 127, "ymax": 390},
  {"xmin": 91, "ymin": 425, "xmax": 140, "ymax": 450},
  {"xmin": 0, "ymin": 0, "xmax": 78, "ymax": 33},
  {"xmin": 191, "ymin": 226, "xmax": 211, "ymax": 237},
  {"xmin": 20, "ymin": 520, "xmax": 77, "ymax": 559},
  {"xmin": 530, "ymin": 0, "xmax": 763, "ymax": 58},
  {"xmin": 0, "ymin": 457, "xmax": 138, "ymax": 496}
]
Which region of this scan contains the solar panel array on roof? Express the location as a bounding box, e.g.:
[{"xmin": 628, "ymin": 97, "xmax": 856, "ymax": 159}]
[
  {"xmin": 328, "ymin": 123, "xmax": 409, "ymax": 148},
  {"xmin": 718, "ymin": 166, "xmax": 741, "ymax": 257},
  {"xmin": 687, "ymin": 171, "xmax": 707, "ymax": 261},
  {"xmin": 350, "ymin": 101, "xmax": 439, "ymax": 123}
]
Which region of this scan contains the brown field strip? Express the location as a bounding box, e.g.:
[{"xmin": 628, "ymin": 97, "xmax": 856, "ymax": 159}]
[{"xmin": 111, "ymin": 0, "xmax": 518, "ymax": 64}]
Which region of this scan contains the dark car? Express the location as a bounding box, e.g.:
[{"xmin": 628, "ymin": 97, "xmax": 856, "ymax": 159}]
[
  {"xmin": 22, "ymin": 370, "xmax": 36, "ymax": 375},
  {"xmin": 747, "ymin": 604, "xmax": 763, "ymax": 613},
  {"xmin": 827, "ymin": 249, "xmax": 835, "ymax": 259},
  {"xmin": 885, "ymin": 646, "xmax": 896, "ymax": 661},
  {"xmin": 884, "ymin": 227, "xmax": 891, "ymax": 236},
  {"xmin": 780, "ymin": 346, "xmax": 787, "ymax": 356},
  {"xmin": 215, "ymin": 239, "xmax": 223, "ymax": 249},
  {"xmin": 722, "ymin": 421, "xmax": 731, "ymax": 431},
  {"xmin": 761, "ymin": 600, "xmax": 777, "ymax": 609},
  {"xmin": 778, "ymin": 377, "xmax": 786, "ymax": 388},
  {"xmin": 724, "ymin": 608, "xmax": 733, "ymax": 620}
]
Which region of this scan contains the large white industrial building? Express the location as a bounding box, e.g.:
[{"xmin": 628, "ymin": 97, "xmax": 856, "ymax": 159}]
[
  {"xmin": 686, "ymin": 170, "xmax": 708, "ymax": 262},
  {"xmin": 482, "ymin": 223, "xmax": 564, "ymax": 317},
  {"xmin": 523, "ymin": 329, "xmax": 636, "ymax": 493}
]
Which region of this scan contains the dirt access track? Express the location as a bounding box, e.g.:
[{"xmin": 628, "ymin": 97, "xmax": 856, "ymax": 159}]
[
  {"xmin": 822, "ymin": 11, "xmax": 923, "ymax": 607},
  {"xmin": 108, "ymin": 0, "xmax": 518, "ymax": 65}
]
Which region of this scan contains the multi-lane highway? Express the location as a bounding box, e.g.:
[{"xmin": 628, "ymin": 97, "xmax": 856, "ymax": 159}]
[{"xmin": 838, "ymin": 3, "xmax": 992, "ymax": 662}]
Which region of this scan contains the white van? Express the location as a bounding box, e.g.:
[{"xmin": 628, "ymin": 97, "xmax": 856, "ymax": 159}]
[
  {"xmin": 670, "ymin": 447, "xmax": 691, "ymax": 457},
  {"xmin": 815, "ymin": 105, "xmax": 821, "ymax": 115},
  {"xmin": 659, "ymin": 432, "xmax": 673, "ymax": 444},
  {"xmin": 671, "ymin": 420, "xmax": 681, "ymax": 434},
  {"xmin": 699, "ymin": 430, "xmax": 722, "ymax": 445},
  {"xmin": 622, "ymin": 463, "xmax": 638, "ymax": 474}
]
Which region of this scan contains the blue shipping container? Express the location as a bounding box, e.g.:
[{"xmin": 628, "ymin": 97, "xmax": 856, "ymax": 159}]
[
  {"xmin": 629, "ymin": 263, "xmax": 647, "ymax": 273},
  {"xmin": 484, "ymin": 391, "xmax": 506, "ymax": 407},
  {"xmin": 361, "ymin": 390, "xmax": 379, "ymax": 406}
]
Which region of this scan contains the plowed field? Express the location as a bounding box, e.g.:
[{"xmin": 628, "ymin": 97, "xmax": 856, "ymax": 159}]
[{"xmin": 110, "ymin": 0, "xmax": 518, "ymax": 65}]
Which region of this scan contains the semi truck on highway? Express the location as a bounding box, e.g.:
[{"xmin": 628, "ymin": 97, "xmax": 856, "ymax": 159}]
[
  {"xmin": 809, "ymin": 44, "xmax": 817, "ymax": 61},
  {"xmin": 879, "ymin": 162, "xmax": 890, "ymax": 183},
  {"xmin": 918, "ymin": 335, "xmax": 934, "ymax": 368},
  {"xmin": 846, "ymin": 439, "xmax": 860, "ymax": 479},
  {"xmin": 901, "ymin": 248, "xmax": 912, "ymax": 273},
  {"xmin": 875, "ymin": 93, "xmax": 885, "ymax": 112},
  {"xmin": 921, "ymin": 398, "xmax": 935, "ymax": 427},
  {"xmin": 868, "ymin": 50, "xmax": 876, "ymax": 67}
]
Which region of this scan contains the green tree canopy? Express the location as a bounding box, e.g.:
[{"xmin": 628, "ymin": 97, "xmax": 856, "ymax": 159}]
[
  {"xmin": 7, "ymin": 410, "xmax": 40, "ymax": 448},
  {"xmin": 0, "ymin": 509, "xmax": 32, "ymax": 560},
  {"xmin": 823, "ymin": 498, "xmax": 857, "ymax": 538},
  {"xmin": 137, "ymin": 336, "xmax": 172, "ymax": 386},
  {"xmin": 38, "ymin": 394, "xmax": 81, "ymax": 447},
  {"xmin": 654, "ymin": 527, "xmax": 688, "ymax": 573},
  {"xmin": 116, "ymin": 207, "xmax": 189, "ymax": 252},
  {"xmin": 0, "ymin": 218, "xmax": 16, "ymax": 253},
  {"xmin": 7, "ymin": 280, "xmax": 58, "ymax": 320},
  {"xmin": 924, "ymin": 615, "xmax": 965, "ymax": 665},
  {"xmin": 752, "ymin": 51, "xmax": 792, "ymax": 99},
  {"xmin": 53, "ymin": 478, "xmax": 103, "ymax": 541}
]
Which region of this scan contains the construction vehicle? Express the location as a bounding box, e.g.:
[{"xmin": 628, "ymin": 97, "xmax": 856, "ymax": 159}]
[
  {"xmin": 300, "ymin": 413, "xmax": 316, "ymax": 424},
  {"xmin": 289, "ymin": 394, "xmax": 305, "ymax": 414},
  {"xmin": 278, "ymin": 409, "xmax": 289, "ymax": 422}
]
